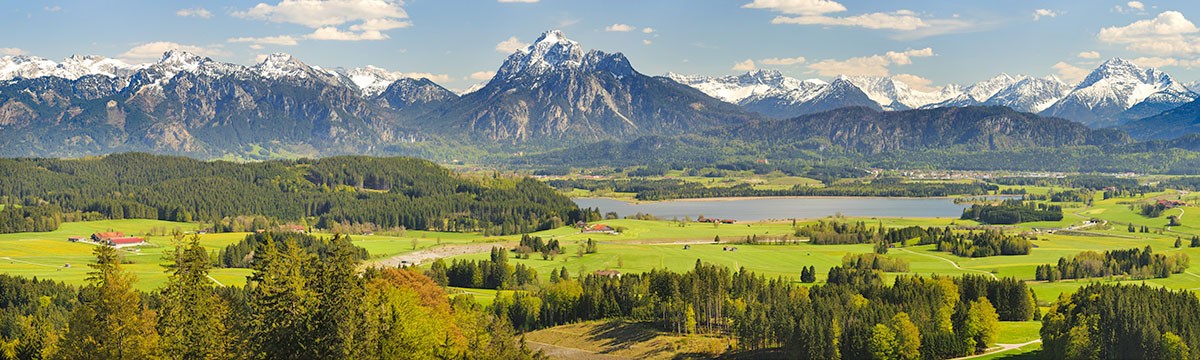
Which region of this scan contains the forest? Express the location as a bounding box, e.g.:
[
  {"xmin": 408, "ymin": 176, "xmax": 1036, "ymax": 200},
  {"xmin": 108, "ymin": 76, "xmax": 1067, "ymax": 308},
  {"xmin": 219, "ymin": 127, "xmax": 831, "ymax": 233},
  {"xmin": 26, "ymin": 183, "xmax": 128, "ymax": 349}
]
[
  {"xmin": 960, "ymin": 200, "xmax": 1063, "ymax": 224},
  {"xmin": 482, "ymin": 260, "xmax": 1035, "ymax": 359},
  {"xmin": 0, "ymin": 153, "xmax": 579, "ymax": 235},
  {"xmin": 1034, "ymin": 246, "xmax": 1191, "ymax": 281},
  {"xmin": 0, "ymin": 233, "xmax": 541, "ymax": 359},
  {"xmin": 1042, "ymin": 284, "xmax": 1200, "ymax": 359},
  {"xmin": 929, "ymin": 230, "xmax": 1034, "ymax": 257}
]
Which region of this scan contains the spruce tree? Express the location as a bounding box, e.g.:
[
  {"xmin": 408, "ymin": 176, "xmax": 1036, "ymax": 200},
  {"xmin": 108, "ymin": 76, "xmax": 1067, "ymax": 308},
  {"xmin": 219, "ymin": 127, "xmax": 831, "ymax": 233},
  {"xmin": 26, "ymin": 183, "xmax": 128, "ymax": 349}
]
[
  {"xmin": 58, "ymin": 245, "xmax": 160, "ymax": 359},
  {"xmin": 159, "ymin": 234, "xmax": 232, "ymax": 359}
]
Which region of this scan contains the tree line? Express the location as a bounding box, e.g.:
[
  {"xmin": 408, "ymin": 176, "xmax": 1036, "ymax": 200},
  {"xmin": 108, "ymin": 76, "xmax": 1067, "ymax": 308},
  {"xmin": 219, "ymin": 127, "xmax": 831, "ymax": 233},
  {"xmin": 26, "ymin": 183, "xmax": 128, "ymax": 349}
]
[
  {"xmin": 216, "ymin": 231, "xmax": 369, "ymax": 268},
  {"xmin": 960, "ymin": 199, "xmax": 1063, "ymax": 224},
  {"xmin": 0, "ymin": 232, "xmax": 542, "ymax": 359},
  {"xmin": 486, "ymin": 260, "xmax": 1036, "ymax": 359},
  {"xmin": 1042, "ymin": 283, "xmax": 1200, "ymax": 359},
  {"xmin": 1034, "ymin": 246, "xmax": 1190, "ymax": 281},
  {"xmin": 0, "ymin": 153, "xmax": 580, "ymax": 235},
  {"xmin": 549, "ymin": 178, "xmax": 996, "ymax": 201}
]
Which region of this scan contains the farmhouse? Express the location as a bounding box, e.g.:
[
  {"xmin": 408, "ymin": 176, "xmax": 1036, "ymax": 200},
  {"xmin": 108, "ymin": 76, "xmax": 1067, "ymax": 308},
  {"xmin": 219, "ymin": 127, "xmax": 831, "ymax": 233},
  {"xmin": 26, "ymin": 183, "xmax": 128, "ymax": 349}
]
[
  {"xmin": 280, "ymin": 224, "xmax": 307, "ymax": 233},
  {"xmin": 581, "ymin": 223, "xmax": 617, "ymax": 234},
  {"xmin": 91, "ymin": 232, "xmax": 126, "ymax": 243},
  {"xmin": 1158, "ymin": 199, "xmax": 1187, "ymax": 208},
  {"xmin": 105, "ymin": 237, "xmax": 146, "ymax": 247},
  {"xmin": 67, "ymin": 236, "xmax": 84, "ymax": 242}
]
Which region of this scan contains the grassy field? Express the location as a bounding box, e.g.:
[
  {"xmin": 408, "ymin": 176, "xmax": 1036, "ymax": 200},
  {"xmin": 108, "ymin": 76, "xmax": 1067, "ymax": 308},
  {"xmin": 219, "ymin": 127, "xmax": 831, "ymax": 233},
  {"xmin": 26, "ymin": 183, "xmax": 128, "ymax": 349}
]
[{"xmin": 524, "ymin": 319, "xmax": 731, "ymax": 359}]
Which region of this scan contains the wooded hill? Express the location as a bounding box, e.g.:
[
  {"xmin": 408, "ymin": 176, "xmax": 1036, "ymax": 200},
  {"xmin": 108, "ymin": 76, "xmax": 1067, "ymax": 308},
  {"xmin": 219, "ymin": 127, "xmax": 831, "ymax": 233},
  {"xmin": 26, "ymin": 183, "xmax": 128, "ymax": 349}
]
[{"xmin": 0, "ymin": 153, "xmax": 579, "ymax": 234}]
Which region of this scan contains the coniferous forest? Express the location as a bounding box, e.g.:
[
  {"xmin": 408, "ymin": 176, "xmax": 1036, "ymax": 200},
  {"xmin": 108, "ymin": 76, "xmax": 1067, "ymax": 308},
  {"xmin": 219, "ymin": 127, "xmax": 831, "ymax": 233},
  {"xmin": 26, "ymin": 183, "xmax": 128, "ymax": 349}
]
[{"xmin": 0, "ymin": 153, "xmax": 579, "ymax": 235}]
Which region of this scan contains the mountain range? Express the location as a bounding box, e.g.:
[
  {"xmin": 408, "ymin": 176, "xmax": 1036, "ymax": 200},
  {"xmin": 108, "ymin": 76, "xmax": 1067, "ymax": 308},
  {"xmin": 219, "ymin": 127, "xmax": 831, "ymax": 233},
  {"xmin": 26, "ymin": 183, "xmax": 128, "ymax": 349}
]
[
  {"xmin": 2, "ymin": 29, "xmax": 1200, "ymax": 159},
  {"xmin": 670, "ymin": 58, "xmax": 1196, "ymax": 129}
]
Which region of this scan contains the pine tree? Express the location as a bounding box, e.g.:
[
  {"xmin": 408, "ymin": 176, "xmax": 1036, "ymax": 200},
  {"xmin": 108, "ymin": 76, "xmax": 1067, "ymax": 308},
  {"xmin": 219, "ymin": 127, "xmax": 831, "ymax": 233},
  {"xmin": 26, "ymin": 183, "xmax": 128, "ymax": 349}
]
[
  {"xmin": 158, "ymin": 234, "xmax": 232, "ymax": 359},
  {"xmin": 58, "ymin": 245, "xmax": 160, "ymax": 359},
  {"xmin": 310, "ymin": 234, "xmax": 367, "ymax": 358},
  {"xmin": 247, "ymin": 234, "xmax": 317, "ymax": 358}
]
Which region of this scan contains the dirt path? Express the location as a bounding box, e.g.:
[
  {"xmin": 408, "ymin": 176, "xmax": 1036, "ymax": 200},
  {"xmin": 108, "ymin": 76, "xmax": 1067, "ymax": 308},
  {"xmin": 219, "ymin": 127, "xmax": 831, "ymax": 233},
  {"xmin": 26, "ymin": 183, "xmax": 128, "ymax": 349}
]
[
  {"xmin": 893, "ymin": 248, "xmax": 998, "ymax": 280},
  {"xmin": 370, "ymin": 242, "xmax": 512, "ymax": 268},
  {"xmin": 527, "ymin": 340, "xmax": 627, "ymax": 360},
  {"xmin": 950, "ymin": 340, "xmax": 1041, "ymax": 360}
]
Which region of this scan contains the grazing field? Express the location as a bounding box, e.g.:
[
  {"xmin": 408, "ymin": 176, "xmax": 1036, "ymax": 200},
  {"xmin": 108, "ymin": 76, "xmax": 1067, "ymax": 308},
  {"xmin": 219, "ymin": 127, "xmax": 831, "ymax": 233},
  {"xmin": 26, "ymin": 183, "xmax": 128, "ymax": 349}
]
[{"xmin": 524, "ymin": 320, "xmax": 731, "ymax": 360}]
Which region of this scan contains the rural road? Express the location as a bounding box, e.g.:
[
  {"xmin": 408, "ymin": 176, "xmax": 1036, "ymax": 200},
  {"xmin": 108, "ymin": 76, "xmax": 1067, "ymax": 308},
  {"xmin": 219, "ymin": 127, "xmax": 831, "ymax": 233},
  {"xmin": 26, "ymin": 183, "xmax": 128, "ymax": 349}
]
[
  {"xmin": 370, "ymin": 242, "xmax": 513, "ymax": 268},
  {"xmin": 893, "ymin": 248, "xmax": 998, "ymax": 280},
  {"xmin": 950, "ymin": 339, "xmax": 1041, "ymax": 360}
]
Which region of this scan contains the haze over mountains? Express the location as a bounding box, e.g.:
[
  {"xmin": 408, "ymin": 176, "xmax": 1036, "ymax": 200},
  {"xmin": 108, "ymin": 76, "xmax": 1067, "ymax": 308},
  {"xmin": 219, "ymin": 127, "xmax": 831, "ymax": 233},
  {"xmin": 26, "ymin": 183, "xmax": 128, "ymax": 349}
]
[{"xmin": 2, "ymin": 29, "xmax": 1200, "ymax": 158}]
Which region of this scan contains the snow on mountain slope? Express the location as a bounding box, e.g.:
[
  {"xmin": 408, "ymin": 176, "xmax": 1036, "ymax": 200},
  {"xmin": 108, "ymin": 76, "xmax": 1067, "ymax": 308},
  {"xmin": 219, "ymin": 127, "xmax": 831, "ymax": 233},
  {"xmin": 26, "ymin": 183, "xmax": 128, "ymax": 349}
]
[
  {"xmin": 339, "ymin": 65, "xmax": 409, "ymax": 97},
  {"xmin": 0, "ymin": 55, "xmax": 137, "ymax": 81},
  {"xmin": 842, "ymin": 76, "xmax": 960, "ymax": 110},
  {"xmin": 664, "ymin": 69, "xmax": 816, "ymax": 104},
  {"xmin": 983, "ymin": 76, "xmax": 1072, "ymax": 113},
  {"xmin": 1042, "ymin": 58, "xmax": 1196, "ymax": 127}
]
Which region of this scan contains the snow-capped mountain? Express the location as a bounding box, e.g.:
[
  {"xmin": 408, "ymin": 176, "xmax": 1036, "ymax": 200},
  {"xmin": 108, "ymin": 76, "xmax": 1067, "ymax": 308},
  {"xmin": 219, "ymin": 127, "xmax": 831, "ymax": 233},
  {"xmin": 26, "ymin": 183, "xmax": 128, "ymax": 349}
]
[
  {"xmin": 1042, "ymin": 58, "xmax": 1196, "ymax": 127},
  {"xmin": 429, "ymin": 29, "xmax": 756, "ymax": 141},
  {"xmin": 983, "ymin": 76, "xmax": 1072, "ymax": 113},
  {"xmin": 842, "ymin": 76, "xmax": 961, "ymax": 110},
  {"xmin": 931, "ymin": 74, "xmax": 1071, "ymax": 113},
  {"xmin": 664, "ymin": 69, "xmax": 816, "ymax": 104},
  {"xmin": 0, "ymin": 54, "xmax": 137, "ymax": 81},
  {"xmin": 339, "ymin": 65, "xmax": 410, "ymax": 97}
]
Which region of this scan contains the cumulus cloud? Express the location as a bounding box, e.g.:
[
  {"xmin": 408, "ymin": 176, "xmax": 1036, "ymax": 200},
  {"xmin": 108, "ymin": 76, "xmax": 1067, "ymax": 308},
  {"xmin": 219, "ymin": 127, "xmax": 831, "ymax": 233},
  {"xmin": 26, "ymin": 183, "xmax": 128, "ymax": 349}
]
[
  {"xmin": 119, "ymin": 42, "xmax": 226, "ymax": 62},
  {"xmin": 642, "ymin": 27, "xmax": 655, "ymax": 34},
  {"xmin": 744, "ymin": 0, "xmax": 974, "ymax": 38},
  {"xmin": 176, "ymin": 7, "xmax": 212, "ymax": 18},
  {"xmin": 234, "ymin": 0, "xmax": 409, "ymax": 41},
  {"xmin": 307, "ymin": 27, "xmax": 388, "ymax": 41},
  {"xmin": 892, "ymin": 74, "xmax": 937, "ymax": 92},
  {"xmin": 228, "ymin": 35, "xmax": 299, "ymax": 46},
  {"xmin": 1128, "ymin": 1, "xmax": 1145, "ymax": 10},
  {"xmin": 1129, "ymin": 56, "xmax": 1200, "ymax": 69},
  {"xmin": 469, "ymin": 70, "xmax": 496, "ymax": 80},
  {"xmin": 400, "ymin": 72, "xmax": 452, "ymax": 83},
  {"xmin": 1078, "ymin": 51, "xmax": 1101, "ymax": 59},
  {"xmin": 1052, "ymin": 61, "xmax": 1089, "ymax": 83},
  {"xmin": 605, "ymin": 23, "xmax": 635, "ymax": 32},
  {"xmin": 807, "ymin": 48, "xmax": 934, "ymax": 77},
  {"xmin": 742, "ymin": 0, "xmax": 846, "ymax": 15},
  {"xmin": 495, "ymin": 36, "xmax": 529, "ymax": 54},
  {"xmin": 760, "ymin": 55, "xmax": 807, "ymax": 66},
  {"xmin": 732, "ymin": 59, "xmax": 757, "ymax": 71},
  {"xmin": 1098, "ymin": 11, "xmax": 1200, "ymax": 57},
  {"xmin": 1032, "ymin": 9, "xmax": 1058, "ymax": 21},
  {"xmin": 0, "ymin": 48, "xmax": 25, "ymax": 56},
  {"xmin": 643, "ymin": 39, "xmax": 653, "ymax": 45}
]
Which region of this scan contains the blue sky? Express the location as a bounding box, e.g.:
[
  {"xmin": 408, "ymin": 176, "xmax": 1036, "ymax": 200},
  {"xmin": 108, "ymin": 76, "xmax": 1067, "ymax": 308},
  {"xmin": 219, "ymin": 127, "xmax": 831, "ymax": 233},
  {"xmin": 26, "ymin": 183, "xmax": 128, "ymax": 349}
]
[{"xmin": 3, "ymin": 0, "xmax": 1200, "ymax": 91}]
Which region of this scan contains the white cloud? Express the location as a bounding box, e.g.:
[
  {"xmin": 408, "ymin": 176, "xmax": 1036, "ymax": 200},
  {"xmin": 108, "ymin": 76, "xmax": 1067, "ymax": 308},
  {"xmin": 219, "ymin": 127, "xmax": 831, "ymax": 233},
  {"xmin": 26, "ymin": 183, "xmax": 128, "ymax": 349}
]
[
  {"xmin": 176, "ymin": 7, "xmax": 212, "ymax": 18},
  {"xmin": 1077, "ymin": 51, "xmax": 1101, "ymax": 59},
  {"xmin": 642, "ymin": 27, "xmax": 655, "ymax": 34},
  {"xmin": 1129, "ymin": 56, "xmax": 1200, "ymax": 69},
  {"xmin": 44, "ymin": 5, "xmax": 61, "ymax": 12},
  {"xmin": 306, "ymin": 27, "xmax": 388, "ymax": 41},
  {"xmin": 760, "ymin": 55, "xmax": 807, "ymax": 66},
  {"xmin": 234, "ymin": 0, "xmax": 408, "ymax": 41},
  {"xmin": 469, "ymin": 71, "xmax": 495, "ymax": 80},
  {"xmin": 119, "ymin": 42, "xmax": 226, "ymax": 63},
  {"xmin": 1032, "ymin": 9, "xmax": 1058, "ymax": 21},
  {"xmin": 495, "ymin": 36, "xmax": 529, "ymax": 54},
  {"xmin": 400, "ymin": 72, "xmax": 451, "ymax": 83},
  {"xmin": 498, "ymin": 0, "xmax": 538, "ymax": 2},
  {"xmin": 892, "ymin": 73, "xmax": 936, "ymax": 92},
  {"xmin": 0, "ymin": 48, "xmax": 25, "ymax": 56},
  {"xmin": 228, "ymin": 35, "xmax": 299, "ymax": 46},
  {"xmin": 807, "ymin": 48, "xmax": 934, "ymax": 77},
  {"xmin": 1128, "ymin": 1, "xmax": 1145, "ymax": 11},
  {"xmin": 254, "ymin": 54, "xmax": 270, "ymax": 63},
  {"xmin": 732, "ymin": 59, "xmax": 757, "ymax": 71},
  {"xmin": 742, "ymin": 0, "xmax": 846, "ymax": 16},
  {"xmin": 605, "ymin": 23, "xmax": 635, "ymax": 32},
  {"xmin": 643, "ymin": 39, "xmax": 653, "ymax": 46},
  {"xmin": 1098, "ymin": 11, "xmax": 1200, "ymax": 57},
  {"xmin": 770, "ymin": 11, "xmax": 928, "ymax": 30},
  {"xmin": 1052, "ymin": 61, "xmax": 1089, "ymax": 83}
]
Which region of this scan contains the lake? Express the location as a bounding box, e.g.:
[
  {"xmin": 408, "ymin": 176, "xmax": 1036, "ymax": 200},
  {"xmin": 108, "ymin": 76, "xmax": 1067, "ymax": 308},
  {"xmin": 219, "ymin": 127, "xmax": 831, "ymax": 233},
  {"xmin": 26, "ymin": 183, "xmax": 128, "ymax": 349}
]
[{"xmin": 572, "ymin": 197, "xmax": 973, "ymax": 221}]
